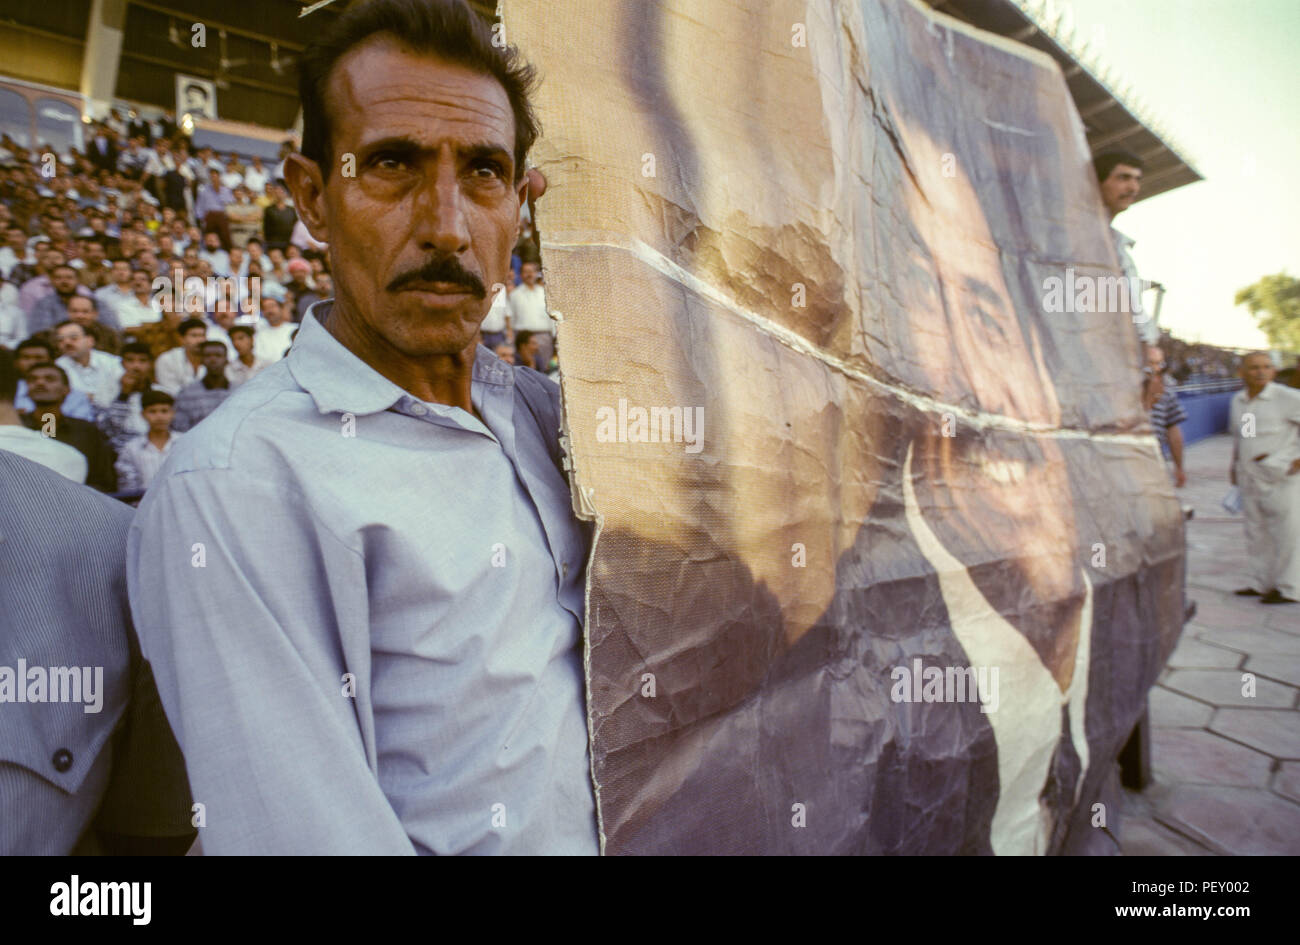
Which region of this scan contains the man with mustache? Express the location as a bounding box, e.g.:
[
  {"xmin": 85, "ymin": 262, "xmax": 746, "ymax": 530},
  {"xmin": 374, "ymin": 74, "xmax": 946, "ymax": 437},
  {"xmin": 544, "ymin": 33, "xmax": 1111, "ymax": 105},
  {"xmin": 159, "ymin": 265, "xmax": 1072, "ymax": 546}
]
[{"xmin": 127, "ymin": 0, "xmax": 597, "ymax": 855}]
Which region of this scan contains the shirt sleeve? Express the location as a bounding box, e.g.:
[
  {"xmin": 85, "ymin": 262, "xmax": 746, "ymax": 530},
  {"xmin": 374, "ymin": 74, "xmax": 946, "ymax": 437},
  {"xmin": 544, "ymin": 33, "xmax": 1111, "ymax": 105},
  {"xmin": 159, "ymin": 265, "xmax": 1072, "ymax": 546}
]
[
  {"xmin": 171, "ymin": 392, "xmax": 194, "ymax": 433},
  {"xmin": 114, "ymin": 445, "xmax": 142, "ymax": 494},
  {"xmin": 1166, "ymin": 392, "xmax": 1188, "ymax": 427},
  {"xmin": 126, "ymin": 468, "xmax": 416, "ymax": 854}
]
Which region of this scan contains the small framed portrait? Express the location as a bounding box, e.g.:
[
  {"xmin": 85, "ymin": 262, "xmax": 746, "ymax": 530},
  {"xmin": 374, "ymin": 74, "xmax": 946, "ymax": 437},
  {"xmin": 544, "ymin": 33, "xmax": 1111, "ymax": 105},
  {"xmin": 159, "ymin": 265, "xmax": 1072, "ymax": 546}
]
[{"xmin": 176, "ymin": 75, "xmax": 217, "ymax": 121}]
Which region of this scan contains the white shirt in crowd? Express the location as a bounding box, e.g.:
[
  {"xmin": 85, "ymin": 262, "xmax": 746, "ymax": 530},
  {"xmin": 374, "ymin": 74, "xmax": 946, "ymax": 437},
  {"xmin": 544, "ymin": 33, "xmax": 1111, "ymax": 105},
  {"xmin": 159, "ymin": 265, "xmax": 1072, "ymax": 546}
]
[
  {"xmin": 0, "ymin": 425, "xmax": 87, "ymax": 482},
  {"xmin": 221, "ymin": 170, "xmax": 244, "ymax": 191},
  {"xmin": 112, "ymin": 293, "xmax": 162, "ymax": 330},
  {"xmin": 95, "ymin": 284, "xmax": 151, "ymax": 328},
  {"xmin": 253, "ymin": 319, "xmax": 297, "ymax": 362},
  {"xmin": 243, "ymin": 166, "xmax": 268, "ymax": 195},
  {"xmin": 200, "ymin": 247, "xmax": 232, "ymax": 277},
  {"xmin": 115, "ymin": 432, "xmax": 182, "ymax": 492},
  {"xmin": 154, "ymin": 346, "xmax": 206, "ymax": 395},
  {"xmin": 509, "ymin": 283, "xmax": 551, "ymax": 333},
  {"xmin": 56, "ymin": 349, "xmax": 125, "ymax": 406},
  {"xmin": 480, "ymin": 289, "xmax": 510, "ymax": 333},
  {"xmin": 204, "ymin": 321, "xmax": 237, "ymax": 360},
  {"xmin": 226, "ymin": 356, "xmax": 270, "ymax": 386},
  {"xmin": 0, "ymin": 282, "xmax": 25, "ymax": 348}
]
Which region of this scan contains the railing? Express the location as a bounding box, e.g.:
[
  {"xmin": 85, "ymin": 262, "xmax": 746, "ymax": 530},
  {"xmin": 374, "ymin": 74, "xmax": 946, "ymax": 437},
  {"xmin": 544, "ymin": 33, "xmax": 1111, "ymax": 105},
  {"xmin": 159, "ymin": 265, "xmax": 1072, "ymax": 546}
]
[{"xmin": 1173, "ymin": 377, "xmax": 1242, "ymax": 396}]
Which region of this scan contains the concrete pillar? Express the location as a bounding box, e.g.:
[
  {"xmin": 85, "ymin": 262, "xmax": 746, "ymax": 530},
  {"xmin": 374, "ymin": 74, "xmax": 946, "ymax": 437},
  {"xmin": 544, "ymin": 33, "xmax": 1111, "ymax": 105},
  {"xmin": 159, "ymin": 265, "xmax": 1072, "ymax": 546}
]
[{"xmin": 80, "ymin": 0, "xmax": 128, "ymax": 121}]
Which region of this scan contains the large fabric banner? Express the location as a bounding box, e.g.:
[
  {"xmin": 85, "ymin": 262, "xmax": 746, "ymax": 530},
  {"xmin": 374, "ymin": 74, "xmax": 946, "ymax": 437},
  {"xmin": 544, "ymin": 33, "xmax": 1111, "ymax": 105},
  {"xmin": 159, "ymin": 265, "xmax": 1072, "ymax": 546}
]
[{"xmin": 510, "ymin": 0, "xmax": 1185, "ymax": 854}]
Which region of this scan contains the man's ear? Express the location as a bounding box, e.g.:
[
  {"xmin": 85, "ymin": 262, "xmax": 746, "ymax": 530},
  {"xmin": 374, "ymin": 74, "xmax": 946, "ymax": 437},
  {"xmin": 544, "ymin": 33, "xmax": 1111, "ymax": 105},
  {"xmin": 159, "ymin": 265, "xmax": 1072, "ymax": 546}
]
[{"xmin": 283, "ymin": 153, "xmax": 329, "ymax": 245}]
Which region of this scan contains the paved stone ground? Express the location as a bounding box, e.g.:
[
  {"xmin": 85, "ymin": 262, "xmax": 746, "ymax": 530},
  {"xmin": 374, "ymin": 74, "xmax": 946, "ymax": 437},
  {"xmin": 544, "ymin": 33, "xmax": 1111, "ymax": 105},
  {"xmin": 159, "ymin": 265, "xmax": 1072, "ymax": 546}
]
[{"xmin": 1119, "ymin": 434, "xmax": 1300, "ymax": 855}]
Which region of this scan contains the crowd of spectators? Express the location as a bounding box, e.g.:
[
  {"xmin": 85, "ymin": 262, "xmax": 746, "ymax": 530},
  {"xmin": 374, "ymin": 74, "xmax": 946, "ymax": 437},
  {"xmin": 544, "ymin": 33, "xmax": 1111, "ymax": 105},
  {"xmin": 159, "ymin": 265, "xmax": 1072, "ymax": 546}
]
[
  {"xmin": 1159, "ymin": 332, "xmax": 1250, "ymax": 385},
  {"xmin": 0, "ymin": 111, "xmax": 552, "ymax": 498}
]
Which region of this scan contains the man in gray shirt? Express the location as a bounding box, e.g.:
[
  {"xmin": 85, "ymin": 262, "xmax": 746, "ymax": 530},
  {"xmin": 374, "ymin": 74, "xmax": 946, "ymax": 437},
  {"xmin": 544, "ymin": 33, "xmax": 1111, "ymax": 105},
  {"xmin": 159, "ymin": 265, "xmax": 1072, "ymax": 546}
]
[{"xmin": 127, "ymin": 0, "xmax": 598, "ymax": 854}]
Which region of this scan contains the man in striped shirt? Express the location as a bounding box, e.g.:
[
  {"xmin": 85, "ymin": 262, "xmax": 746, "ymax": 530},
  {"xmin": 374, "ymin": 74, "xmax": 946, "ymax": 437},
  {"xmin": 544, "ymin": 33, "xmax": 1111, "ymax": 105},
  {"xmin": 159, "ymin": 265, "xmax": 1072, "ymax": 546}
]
[{"xmin": 1144, "ymin": 345, "xmax": 1187, "ymax": 487}]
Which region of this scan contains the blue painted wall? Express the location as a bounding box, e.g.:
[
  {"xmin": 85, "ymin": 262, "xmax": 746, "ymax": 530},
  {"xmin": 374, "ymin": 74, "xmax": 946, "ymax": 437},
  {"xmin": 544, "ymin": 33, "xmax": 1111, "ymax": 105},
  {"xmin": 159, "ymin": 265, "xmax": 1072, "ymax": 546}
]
[{"xmin": 1175, "ymin": 389, "xmax": 1237, "ymax": 445}]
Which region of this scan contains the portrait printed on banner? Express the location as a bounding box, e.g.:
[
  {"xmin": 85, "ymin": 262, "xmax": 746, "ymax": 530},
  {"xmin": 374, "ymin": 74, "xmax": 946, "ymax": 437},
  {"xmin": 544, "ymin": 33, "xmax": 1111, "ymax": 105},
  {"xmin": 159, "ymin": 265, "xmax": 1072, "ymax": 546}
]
[{"xmin": 175, "ymin": 74, "xmax": 217, "ymax": 121}]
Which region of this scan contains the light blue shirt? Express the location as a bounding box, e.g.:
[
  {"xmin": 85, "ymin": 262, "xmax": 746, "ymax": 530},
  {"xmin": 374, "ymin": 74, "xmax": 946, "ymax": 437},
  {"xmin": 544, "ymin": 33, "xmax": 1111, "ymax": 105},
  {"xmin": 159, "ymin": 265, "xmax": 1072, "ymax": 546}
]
[{"xmin": 127, "ymin": 303, "xmax": 598, "ymax": 855}]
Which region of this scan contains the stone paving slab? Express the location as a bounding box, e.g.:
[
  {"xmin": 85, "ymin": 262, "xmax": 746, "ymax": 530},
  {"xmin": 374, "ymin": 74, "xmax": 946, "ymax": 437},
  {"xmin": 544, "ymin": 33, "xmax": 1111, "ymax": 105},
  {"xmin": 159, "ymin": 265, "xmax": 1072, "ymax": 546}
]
[
  {"xmin": 1165, "ymin": 638, "xmax": 1243, "ymax": 669},
  {"xmin": 1275, "ymin": 764, "xmax": 1300, "ymax": 805},
  {"xmin": 1163, "ymin": 668, "xmax": 1297, "ymax": 708},
  {"xmin": 1149, "ymin": 728, "xmax": 1274, "ymax": 788},
  {"xmin": 1210, "ymin": 708, "xmax": 1300, "ymax": 759},
  {"xmin": 1154, "ymin": 785, "xmax": 1300, "ymax": 856},
  {"xmin": 1245, "ymin": 655, "xmax": 1300, "ymax": 688},
  {"xmin": 1120, "ymin": 435, "xmax": 1300, "ymax": 856},
  {"xmin": 1148, "ymin": 685, "xmax": 1215, "ymax": 728}
]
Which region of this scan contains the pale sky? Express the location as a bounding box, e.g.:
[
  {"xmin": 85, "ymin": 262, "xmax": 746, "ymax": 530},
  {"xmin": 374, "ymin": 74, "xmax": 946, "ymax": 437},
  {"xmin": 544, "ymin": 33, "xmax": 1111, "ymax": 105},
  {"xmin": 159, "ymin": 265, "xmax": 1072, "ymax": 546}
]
[{"xmin": 1055, "ymin": 0, "xmax": 1299, "ymax": 350}]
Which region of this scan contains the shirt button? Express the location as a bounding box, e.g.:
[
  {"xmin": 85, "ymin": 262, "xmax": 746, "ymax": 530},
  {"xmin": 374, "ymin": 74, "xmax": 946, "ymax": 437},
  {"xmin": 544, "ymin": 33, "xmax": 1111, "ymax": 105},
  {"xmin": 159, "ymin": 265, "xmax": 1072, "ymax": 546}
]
[{"xmin": 52, "ymin": 748, "xmax": 73, "ymax": 772}]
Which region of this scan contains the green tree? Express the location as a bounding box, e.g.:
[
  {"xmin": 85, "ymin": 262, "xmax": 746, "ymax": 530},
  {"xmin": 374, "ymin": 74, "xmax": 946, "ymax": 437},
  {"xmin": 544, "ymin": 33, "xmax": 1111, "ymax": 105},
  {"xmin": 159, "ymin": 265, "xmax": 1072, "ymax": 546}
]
[{"xmin": 1235, "ymin": 272, "xmax": 1300, "ymax": 353}]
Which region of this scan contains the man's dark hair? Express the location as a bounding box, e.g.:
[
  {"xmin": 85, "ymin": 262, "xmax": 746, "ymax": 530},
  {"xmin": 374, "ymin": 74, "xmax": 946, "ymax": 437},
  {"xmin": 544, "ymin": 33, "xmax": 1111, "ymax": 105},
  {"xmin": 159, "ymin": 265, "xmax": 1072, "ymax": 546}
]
[
  {"xmin": 200, "ymin": 340, "xmax": 229, "ymax": 355},
  {"xmin": 141, "ymin": 390, "xmax": 175, "ymax": 410},
  {"xmin": 54, "ymin": 319, "xmax": 86, "ymax": 335},
  {"xmin": 15, "ymin": 337, "xmax": 56, "ymax": 360},
  {"xmin": 178, "ymin": 317, "xmax": 207, "ymax": 335},
  {"xmin": 51, "ymin": 263, "xmax": 77, "ymax": 277},
  {"xmin": 298, "ymin": 0, "xmax": 539, "ymax": 183},
  {"xmin": 26, "ymin": 362, "xmax": 70, "ymax": 387},
  {"xmin": 1093, "ymin": 149, "xmax": 1145, "ymax": 184},
  {"xmin": 121, "ymin": 341, "xmax": 153, "ymax": 358},
  {"xmin": 0, "ymin": 347, "xmax": 18, "ymax": 403},
  {"xmin": 515, "ymin": 329, "xmax": 536, "ymax": 351},
  {"xmin": 228, "ymin": 325, "xmax": 254, "ymax": 340}
]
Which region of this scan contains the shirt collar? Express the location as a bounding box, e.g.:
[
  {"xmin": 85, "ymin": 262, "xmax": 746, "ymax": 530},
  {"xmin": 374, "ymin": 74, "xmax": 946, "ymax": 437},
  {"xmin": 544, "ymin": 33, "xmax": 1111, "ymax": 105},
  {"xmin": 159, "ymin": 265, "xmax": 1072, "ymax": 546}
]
[{"xmin": 288, "ymin": 300, "xmax": 515, "ymax": 417}]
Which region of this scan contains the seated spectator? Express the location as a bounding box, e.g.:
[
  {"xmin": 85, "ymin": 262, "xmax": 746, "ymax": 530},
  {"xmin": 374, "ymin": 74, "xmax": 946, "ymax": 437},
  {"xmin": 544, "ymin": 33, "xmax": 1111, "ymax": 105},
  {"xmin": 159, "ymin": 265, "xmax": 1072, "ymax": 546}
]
[
  {"xmin": 154, "ymin": 317, "xmax": 208, "ymax": 395},
  {"xmin": 72, "ymin": 236, "xmax": 113, "ymax": 290},
  {"xmin": 204, "ymin": 299, "xmax": 239, "ymax": 360},
  {"xmin": 54, "ymin": 319, "xmax": 124, "ymax": 406},
  {"xmin": 113, "ymin": 267, "xmax": 161, "ymax": 329},
  {"xmin": 225, "ymin": 185, "xmax": 263, "ymax": 249},
  {"xmin": 12, "ymin": 336, "xmax": 95, "ymax": 420},
  {"xmin": 285, "ymin": 258, "xmax": 319, "ymax": 321},
  {"xmin": 493, "ymin": 342, "xmax": 516, "ymax": 364},
  {"xmin": 95, "ymin": 257, "xmax": 138, "ymax": 326},
  {"xmin": 261, "ymin": 181, "xmax": 297, "ymax": 252},
  {"xmin": 27, "ymin": 263, "xmax": 102, "ymax": 334},
  {"xmin": 20, "ymin": 362, "xmax": 117, "ymax": 491},
  {"xmin": 226, "ymin": 325, "xmax": 269, "ymax": 386},
  {"xmin": 0, "ymin": 347, "xmax": 87, "ymax": 482},
  {"xmin": 242, "ymin": 155, "xmax": 269, "ymax": 196},
  {"xmin": 514, "ymin": 329, "xmax": 541, "ymax": 373},
  {"xmin": 96, "ymin": 341, "xmax": 166, "ymax": 452},
  {"xmin": 114, "ymin": 390, "xmax": 180, "ymax": 494},
  {"xmin": 172, "ymin": 341, "xmax": 232, "ymax": 432},
  {"xmin": 64, "ymin": 294, "xmax": 123, "ymax": 355},
  {"xmin": 253, "ymin": 295, "xmax": 296, "ymax": 363},
  {"xmin": 195, "ymin": 169, "xmax": 233, "ymax": 247},
  {"xmin": 1, "ymin": 278, "xmax": 26, "ymax": 349},
  {"xmin": 198, "ymin": 230, "xmax": 231, "ymax": 277}
]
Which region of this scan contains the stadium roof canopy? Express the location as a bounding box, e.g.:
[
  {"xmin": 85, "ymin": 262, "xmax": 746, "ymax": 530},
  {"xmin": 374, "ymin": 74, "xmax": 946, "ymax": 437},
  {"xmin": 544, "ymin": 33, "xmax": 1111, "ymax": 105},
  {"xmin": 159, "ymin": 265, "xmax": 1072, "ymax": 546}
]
[
  {"xmin": 923, "ymin": 0, "xmax": 1203, "ymax": 201},
  {"xmin": 0, "ymin": 0, "xmax": 1200, "ymax": 200}
]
